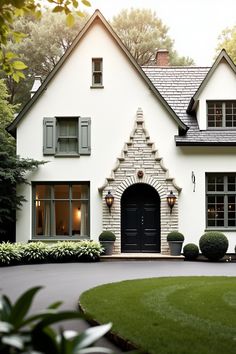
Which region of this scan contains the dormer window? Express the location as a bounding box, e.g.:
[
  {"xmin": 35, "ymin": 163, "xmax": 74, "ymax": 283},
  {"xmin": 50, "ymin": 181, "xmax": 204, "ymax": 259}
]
[
  {"xmin": 91, "ymin": 58, "xmax": 103, "ymax": 87},
  {"xmin": 207, "ymin": 101, "xmax": 236, "ymax": 128}
]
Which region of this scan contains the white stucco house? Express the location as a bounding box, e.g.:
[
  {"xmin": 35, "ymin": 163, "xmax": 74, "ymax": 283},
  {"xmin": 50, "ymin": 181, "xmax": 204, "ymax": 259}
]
[{"xmin": 7, "ymin": 10, "xmax": 236, "ymax": 253}]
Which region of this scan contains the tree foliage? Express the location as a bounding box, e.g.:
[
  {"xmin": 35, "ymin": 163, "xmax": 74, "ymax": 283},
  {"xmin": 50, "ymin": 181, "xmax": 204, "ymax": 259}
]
[
  {"xmin": 0, "ymin": 0, "xmax": 91, "ymax": 81},
  {"xmin": 111, "ymin": 8, "xmax": 194, "ymax": 66},
  {"xmin": 216, "ymin": 26, "xmax": 236, "ymax": 63},
  {"xmin": 3, "ymin": 11, "xmax": 89, "ymax": 105},
  {"xmin": 0, "ymin": 79, "xmax": 43, "ymax": 237}
]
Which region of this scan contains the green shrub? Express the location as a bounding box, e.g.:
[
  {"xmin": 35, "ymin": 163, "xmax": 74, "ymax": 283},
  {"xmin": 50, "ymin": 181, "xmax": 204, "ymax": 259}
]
[
  {"xmin": 0, "ymin": 240, "xmax": 103, "ymax": 266},
  {"xmin": 22, "ymin": 242, "xmax": 49, "ymax": 264},
  {"xmin": 0, "ymin": 286, "xmax": 112, "ymax": 354},
  {"xmin": 48, "ymin": 241, "xmax": 77, "ymax": 262},
  {"xmin": 99, "ymin": 231, "xmax": 116, "ymax": 241},
  {"xmin": 76, "ymin": 241, "xmax": 103, "ymax": 261},
  {"xmin": 183, "ymin": 243, "xmax": 199, "ymax": 260},
  {"xmin": 199, "ymin": 232, "xmax": 228, "ymax": 261},
  {"xmin": 0, "ymin": 242, "xmax": 22, "ymax": 266},
  {"xmin": 167, "ymin": 231, "xmax": 184, "ymax": 242}
]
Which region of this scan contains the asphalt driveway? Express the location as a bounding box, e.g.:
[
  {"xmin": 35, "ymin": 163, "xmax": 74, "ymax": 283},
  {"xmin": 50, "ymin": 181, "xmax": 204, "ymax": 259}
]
[{"xmin": 1, "ymin": 260, "xmax": 236, "ymax": 351}]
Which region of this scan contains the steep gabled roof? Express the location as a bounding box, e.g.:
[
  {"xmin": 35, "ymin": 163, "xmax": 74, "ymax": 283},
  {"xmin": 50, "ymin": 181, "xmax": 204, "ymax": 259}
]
[
  {"xmin": 144, "ymin": 58, "xmax": 236, "ymax": 146},
  {"xmin": 187, "ymin": 49, "xmax": 236, "ymax": 113},
  {"xmin": 143, "ymin": 66, "xmax": 210, "ymax": 127},
  {"xmin": 7, "ymin": 10, "xmax": 187, "ymax": 136}
]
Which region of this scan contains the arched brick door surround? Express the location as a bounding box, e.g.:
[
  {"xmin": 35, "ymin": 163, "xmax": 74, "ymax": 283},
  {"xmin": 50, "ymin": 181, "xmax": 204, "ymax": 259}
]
[{"xmin": 99, "ymin": 108, "xmax": 181, "ymax": 254}]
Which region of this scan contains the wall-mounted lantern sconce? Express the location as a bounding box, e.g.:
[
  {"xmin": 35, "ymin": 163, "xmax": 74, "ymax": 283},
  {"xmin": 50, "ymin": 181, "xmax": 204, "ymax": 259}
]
[
  {"xmin": 192, "ymin": 171, "xmax": 196, "ymax": 192},
  {"xmin": 105, "ymin": 191, "xmax": 114, "ymax": 213},
  {"xmin": 167, "ymin": 190, "xmax": 176, "ymax": 214}
]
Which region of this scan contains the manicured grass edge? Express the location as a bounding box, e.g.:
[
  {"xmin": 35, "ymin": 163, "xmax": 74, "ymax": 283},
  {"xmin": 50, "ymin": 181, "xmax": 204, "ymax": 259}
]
[{"xmin": 78, "ymin": 301, "xmax": 141, "ymax": 352}]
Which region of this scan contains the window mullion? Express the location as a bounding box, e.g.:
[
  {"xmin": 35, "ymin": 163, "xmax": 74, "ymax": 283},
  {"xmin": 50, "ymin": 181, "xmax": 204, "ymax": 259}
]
[
  {"xmin": 224, "ymin": 194, "xmax": 228, "ymax": 228},
  {"xmin": 33, "ymin": 185, "xmax": 36, "ymax": 237},
  {"xmin": 50, "ymin": 185, "xmax": 54, "ymax": 237},
  {"xmin": 222, "ymin": 102, "xmax": 226, "ymax": 127},
  {"xmin": 69, "ymin": 184, "xmax": 72, "ymax": 236}
]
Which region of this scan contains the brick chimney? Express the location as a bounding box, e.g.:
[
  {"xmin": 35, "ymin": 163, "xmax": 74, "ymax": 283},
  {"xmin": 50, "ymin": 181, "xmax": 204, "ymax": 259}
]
[{"xmin": 155, "ymin": 49, "xmax": 169, "ymax": 66}]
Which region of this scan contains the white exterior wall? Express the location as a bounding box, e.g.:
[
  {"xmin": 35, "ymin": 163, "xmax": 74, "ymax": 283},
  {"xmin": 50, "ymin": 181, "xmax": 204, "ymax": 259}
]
[
  {"xmin": 16, "ymin": 20, "xmax": 236, "ymax": 252},
  {"xmin": 197, "ymin": 59, "xmax": 236, "ymax": 130}
]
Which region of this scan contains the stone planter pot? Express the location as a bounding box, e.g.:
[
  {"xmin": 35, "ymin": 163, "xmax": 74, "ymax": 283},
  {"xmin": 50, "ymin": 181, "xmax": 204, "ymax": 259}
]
[
  {"xmin": 100, "ymin": 241, "xmax": 115, "ymax": 255},
  {"xmin": 168, "ymin": 241, "xmax": 183, "ymax": 256}
]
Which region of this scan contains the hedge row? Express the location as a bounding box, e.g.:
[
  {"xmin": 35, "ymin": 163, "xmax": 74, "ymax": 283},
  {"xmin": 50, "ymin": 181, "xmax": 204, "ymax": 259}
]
[{"xmin": 0, "ymin": 241, "xmax": 103, "ymax": 266}]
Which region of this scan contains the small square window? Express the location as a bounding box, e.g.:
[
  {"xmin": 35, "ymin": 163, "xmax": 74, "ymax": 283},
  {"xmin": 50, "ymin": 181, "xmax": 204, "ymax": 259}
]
[{"xmin": 92, "ymin": 58, "xmax": 103, "ymax": 87}]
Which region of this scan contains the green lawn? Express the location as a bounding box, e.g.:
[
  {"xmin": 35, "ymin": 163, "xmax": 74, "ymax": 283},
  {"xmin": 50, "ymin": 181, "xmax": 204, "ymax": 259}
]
[{"xmin": 79, "ymin": 277, "xmax": 236, "ymax": 354}]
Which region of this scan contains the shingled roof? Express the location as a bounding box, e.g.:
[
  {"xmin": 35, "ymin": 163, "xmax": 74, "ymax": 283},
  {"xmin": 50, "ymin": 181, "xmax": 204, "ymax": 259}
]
[{"xmin": 143, "ymin": 61, "xmax": 236, "ymax": 145}]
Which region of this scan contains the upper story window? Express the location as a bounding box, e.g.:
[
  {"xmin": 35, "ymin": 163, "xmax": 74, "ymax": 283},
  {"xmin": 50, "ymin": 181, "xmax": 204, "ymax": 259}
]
[
  {"xmin": 207, "ymin": 101, "xmax": 236, "ymax": 128},
  {"xmin": 206, "ymin": 173, "xmax": 236, "ymax": 228},
  {"xmin": 57, "ymin": 117, "xmax": 78, "ymax": 154},
  {"xmin": 43, "ymin": 117, "xmax": 91, "ymax": 156},
  {"xmin": 91, "ymin": 58, "xmax": 103, "ymax": 87}
]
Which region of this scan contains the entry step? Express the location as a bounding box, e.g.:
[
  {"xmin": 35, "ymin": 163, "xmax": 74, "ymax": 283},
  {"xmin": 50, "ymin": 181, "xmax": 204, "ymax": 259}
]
[{"xmin": 100, "ymin": 253, "xmax": 184, "ymax": 261}]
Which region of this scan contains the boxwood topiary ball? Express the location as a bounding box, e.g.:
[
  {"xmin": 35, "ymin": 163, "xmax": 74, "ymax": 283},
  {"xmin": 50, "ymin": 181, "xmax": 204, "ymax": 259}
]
[
  {"xmin": 183, "ymin": 243, "xmax": 199, "ymax": 260},
  {"xmin": 99, "ymin": 231, "xmax": 116, "ymax": 241},
  {"xmin": 199, "ymin": 232, "xmax": 228, "ymax": 261},
  {"xmin": 167, "ymin": 231, "xmax": 184, "ymax": 242}
]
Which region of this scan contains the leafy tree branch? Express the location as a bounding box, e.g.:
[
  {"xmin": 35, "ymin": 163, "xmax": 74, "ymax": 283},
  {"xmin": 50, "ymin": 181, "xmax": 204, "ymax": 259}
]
[{"xmin": 0, "ymin": 0, "xmax": 91, "ymax": 81}]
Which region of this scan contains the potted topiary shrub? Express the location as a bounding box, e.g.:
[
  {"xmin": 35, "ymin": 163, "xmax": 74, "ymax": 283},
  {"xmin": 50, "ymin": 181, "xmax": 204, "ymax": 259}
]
[
  {"xmin": 199, "ymin": 231, "xmax": 228, "ymax": 261},
  {"xmin": 167, "ymin": 231, "xmax": 184, "ymax": 256},
  {"xmin": 99, "ymin": 231, "xmax": 116, "ymax": 255},
  {"xmin": 183, "ymin": 243, "xmax": 199, "ymax": 261}
]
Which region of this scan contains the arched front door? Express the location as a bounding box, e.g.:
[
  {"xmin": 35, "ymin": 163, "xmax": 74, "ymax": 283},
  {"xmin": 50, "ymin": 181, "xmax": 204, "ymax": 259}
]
[{"xmin": 121, "ymin": 184, "xmax": 160, "ymax": 252}]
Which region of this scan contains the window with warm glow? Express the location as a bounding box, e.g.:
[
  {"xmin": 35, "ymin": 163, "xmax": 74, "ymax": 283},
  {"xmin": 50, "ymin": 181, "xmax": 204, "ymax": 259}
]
[
  {"xmin": 207, "ymin": 101, "xmax": 236, "ymax": 128},
  {"xmin": 206, "ymin": 174, "xmax": 236, "ymax": 228},
  {"xmin": 33, "ymin": 183, "xmax": 89, "ymax": 238}
]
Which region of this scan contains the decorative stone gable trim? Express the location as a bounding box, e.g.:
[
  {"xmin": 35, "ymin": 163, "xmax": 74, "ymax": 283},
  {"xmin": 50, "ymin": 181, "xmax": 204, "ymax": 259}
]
[{"xmin": 99, "ymin": 108, "xmax": 181, "ymax": 254}]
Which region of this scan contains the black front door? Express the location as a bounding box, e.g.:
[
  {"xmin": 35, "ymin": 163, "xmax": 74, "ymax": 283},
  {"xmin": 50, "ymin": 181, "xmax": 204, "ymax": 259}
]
[{"xmin": 121, "ymin": 184, "xmax": 160, "ymax": 252}]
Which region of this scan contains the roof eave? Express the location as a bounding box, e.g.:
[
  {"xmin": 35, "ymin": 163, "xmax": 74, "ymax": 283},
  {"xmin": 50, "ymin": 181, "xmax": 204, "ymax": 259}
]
[
  {"xmin": 175, "ymin": 140, "xmax": 236, "ymax": 146},
  {"xmin": 186, "ymin": 49, "xmax": 236, "ymax": 114}
]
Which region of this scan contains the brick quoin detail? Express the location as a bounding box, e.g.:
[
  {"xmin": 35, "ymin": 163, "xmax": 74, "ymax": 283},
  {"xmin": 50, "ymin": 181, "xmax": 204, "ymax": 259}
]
[{"xmin": 99, "ymin": 108, "xmax": 181, "ymax": 254}]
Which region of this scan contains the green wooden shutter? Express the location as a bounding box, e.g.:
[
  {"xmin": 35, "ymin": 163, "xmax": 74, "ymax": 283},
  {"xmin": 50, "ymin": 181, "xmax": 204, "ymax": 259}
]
[
  {"xmin": 43, "ymin": 117, "xmax": 56, "ymax": 155},
  {"xmin": 79, "ymin": 117, "xmax": 91, "ymax": 155}
]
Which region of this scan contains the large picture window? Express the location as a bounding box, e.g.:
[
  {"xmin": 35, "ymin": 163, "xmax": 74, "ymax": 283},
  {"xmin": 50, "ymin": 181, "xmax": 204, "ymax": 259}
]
[
  {"xmin": 206, "ymin": 174, "xmax": 236, "ymax": 228},
  {"xmin": 33, "ymin": 183, "xmax": 89, "ymax": 238},
  {"xmin": 207, "ymin": 101, "xmax": 236, "ymax": 128}
]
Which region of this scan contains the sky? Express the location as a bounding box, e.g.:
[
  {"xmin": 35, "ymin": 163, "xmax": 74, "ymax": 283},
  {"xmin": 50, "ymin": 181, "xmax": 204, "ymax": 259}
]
[{"xmin": 85, "ymin": 0, "xmax": 236, "ymax": 66}]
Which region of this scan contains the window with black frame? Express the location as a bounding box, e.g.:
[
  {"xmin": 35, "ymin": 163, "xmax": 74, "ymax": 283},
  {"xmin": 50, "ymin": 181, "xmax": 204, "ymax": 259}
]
[
  {"xmin": 33, "ymin": 183, "xmax": 89, "ymax": 238},
  {"xmin": 206, "ymin": 174, "xmax": 236, "ymax": 228},
  {"xmin": 207, "ymin": 101, "xmax": 236, "ymax": 128}
]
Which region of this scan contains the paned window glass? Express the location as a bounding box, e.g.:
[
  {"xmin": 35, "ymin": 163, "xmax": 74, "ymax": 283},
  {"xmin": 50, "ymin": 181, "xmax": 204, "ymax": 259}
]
[
  {"xmin": 57, "ymin": 118, "xmax": 78, "ymax": 154},
  {"xmin": 206, "ymin": 174, "xmax": 236, "ymax": 228},
  {"xmin": 92, "ymin": 58, "xmax": 103, "ymax": 86},
  {"xmin": 207, "ymin": 101, "xmax": 236, "ymax": 128},
  {"xmin": 33, "ymin": 183, "xmax": 90, "ymax": 238}
]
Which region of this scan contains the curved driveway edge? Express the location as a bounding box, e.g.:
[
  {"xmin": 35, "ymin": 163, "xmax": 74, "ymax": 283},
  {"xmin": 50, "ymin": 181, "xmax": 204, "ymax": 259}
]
[{"xmin": 1, "ymin": 261, "xmax": 236, "ymax": 351}]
